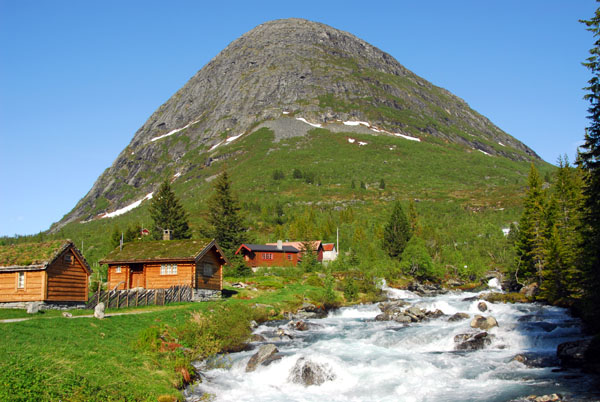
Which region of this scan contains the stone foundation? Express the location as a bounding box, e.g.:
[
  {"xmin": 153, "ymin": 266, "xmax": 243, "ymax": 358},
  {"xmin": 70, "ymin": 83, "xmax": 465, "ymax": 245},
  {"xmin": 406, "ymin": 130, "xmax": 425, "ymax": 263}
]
[
  {"xmin": 0, "ymin": 301, "xmax": 87, "ymax": 310},
  {"xmin": 193, "ymin": 289, "xmax": 221, "ymax": 302}
]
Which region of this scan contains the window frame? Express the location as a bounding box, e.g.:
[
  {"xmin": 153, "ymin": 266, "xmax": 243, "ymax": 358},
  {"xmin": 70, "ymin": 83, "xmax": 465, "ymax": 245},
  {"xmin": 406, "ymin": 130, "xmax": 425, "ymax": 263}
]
[
  {"xmin": 115, "ymin": 266, "xmax": 122, "ymax": 273},
  {"xmin": 17, "ymin": 272, "xmax": 25, "ymax": 289},
  {"xmin": 160, "ymin": 263, "xmax": 178, "ymax": 275},
  {"xmin": 262, "ymin": 253, "xmax": 274, "ymax": 260}
]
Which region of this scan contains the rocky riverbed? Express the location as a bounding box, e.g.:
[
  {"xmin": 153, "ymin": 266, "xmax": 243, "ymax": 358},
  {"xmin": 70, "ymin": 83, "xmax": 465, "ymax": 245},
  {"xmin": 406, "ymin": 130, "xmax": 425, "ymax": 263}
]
[{"xmin": 185, "ymin": 284, "xmax": 599, "ymax": 402}]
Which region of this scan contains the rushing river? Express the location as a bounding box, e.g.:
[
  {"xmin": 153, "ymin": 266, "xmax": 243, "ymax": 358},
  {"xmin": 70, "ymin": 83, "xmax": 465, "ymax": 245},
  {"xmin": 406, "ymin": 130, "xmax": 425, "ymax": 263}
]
[{"xmin": 185, "ymin": 282, "xmax": 597, "ymax": 401}]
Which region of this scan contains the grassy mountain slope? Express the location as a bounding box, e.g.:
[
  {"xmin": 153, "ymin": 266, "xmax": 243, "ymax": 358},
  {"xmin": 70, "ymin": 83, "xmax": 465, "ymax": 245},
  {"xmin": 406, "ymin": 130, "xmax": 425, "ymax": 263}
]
[{"xmin": 50, "ymin": 125, "xmax": 553, "ymax": 280}]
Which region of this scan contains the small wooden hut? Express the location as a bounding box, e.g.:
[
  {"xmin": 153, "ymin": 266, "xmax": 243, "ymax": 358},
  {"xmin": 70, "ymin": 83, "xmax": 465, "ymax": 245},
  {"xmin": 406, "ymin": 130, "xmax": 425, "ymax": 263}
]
[{"xmin": 0, "ymin": 240, "xmax": 91, "ymax": 304}]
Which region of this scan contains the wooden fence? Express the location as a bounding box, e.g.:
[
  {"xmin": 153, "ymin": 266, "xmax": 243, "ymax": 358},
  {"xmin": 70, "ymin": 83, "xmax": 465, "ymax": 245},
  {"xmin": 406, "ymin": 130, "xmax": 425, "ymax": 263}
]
[{"xmin": 86, "ymin": 285, "xmax": 192, "ymax": 310}]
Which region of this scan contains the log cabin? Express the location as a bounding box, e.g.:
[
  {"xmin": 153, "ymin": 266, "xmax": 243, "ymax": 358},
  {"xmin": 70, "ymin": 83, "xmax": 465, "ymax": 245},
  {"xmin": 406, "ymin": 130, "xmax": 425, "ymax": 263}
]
[
  {"xmin": 235, "ymin": 242, "xmax": 300, "ymax": 268},
  {"xmin": 100, "ymin": 239, "xmax": 226, "ymax": 294},
  {"xmin": 0, "ymin": 240, "xmax": 91, "ymax": 305}
]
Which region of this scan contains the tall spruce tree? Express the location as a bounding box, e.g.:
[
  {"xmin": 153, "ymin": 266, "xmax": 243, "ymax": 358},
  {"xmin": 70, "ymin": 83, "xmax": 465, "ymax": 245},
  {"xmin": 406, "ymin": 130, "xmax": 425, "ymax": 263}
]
[
  {"xmin": 540, "ymin": 157, "xmax": 585, "ymax": 303},
  {"xmin": 383, "ymin": 201, "xmax": 412, "ymax": 259},
  {"xmin": 515, "ymin": 163, "xmax": 547, "ymax": 283},
  {"xmin": 148, "ymin": 180, "xmax": 191, "ymax": 240},
  {"xmin": 206, "ymin": 171, "xmax": 245, "ymax": 256},
  {"xmin": 580, "ymin": 7, "xmax": 600, "ymax": 327}
]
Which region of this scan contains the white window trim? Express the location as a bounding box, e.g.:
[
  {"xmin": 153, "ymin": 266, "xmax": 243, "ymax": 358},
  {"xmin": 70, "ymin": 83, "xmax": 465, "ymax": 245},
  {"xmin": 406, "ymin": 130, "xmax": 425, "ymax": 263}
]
[
  {"xmin": 17, "ymin": 272, "xmax": 25, "ymax": 289},
  {"xmin": 160, "ymin": 263, "xmax": 178, "ymax": 275},
  {"xmin": 115, "ymin": 266, "xmax": 122, "ymax": 273}
]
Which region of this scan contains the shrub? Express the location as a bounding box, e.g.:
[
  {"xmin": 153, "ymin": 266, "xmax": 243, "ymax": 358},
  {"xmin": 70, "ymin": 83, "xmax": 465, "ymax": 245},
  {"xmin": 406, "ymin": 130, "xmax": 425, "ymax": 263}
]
[
  {"xmin": 400, "ymin": 236, "xmax": 444, "ymax": 281},
  {"xmin": 343, "ymin": 277, "xmax": 359, "ymax": 301}
]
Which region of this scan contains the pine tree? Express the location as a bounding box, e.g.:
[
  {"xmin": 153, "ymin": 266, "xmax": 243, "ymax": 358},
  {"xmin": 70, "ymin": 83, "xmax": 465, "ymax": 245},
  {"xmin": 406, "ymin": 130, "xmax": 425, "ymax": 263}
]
[
  {"xmin": 515, "ymin": 163, "xmax": 547, "ymax": 283},
  {"xmin": 407, "ymin": 199, "xmax": 421, "ymax": 237},
  {"xmin": 383, "ymin": 201, "xmax": 412, "ymax": 259},
  {"xmin": 379, "ymin": 178, "xmax": 386, "ymax": 190},
  {"xmin": 110, "ymin": 225, "xmax": 121, "ymax": 249},
  {"xmin": 579, "ymin": 8, "xmax": 600, "ymax": 326},
  {"xmin": 148, "ymin": 180, "xmax": 191, "ymax": 240},
  {"xmin": 206, "ymin": 171, "xmax": 245, "ymax": 256}
]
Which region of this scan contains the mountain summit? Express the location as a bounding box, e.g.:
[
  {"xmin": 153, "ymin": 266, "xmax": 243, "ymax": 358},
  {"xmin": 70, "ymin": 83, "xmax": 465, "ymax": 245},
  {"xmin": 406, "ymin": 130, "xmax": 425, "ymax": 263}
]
[{"xmin": 55, "ymin": 18, "xmax": 539, "ymax": 230}]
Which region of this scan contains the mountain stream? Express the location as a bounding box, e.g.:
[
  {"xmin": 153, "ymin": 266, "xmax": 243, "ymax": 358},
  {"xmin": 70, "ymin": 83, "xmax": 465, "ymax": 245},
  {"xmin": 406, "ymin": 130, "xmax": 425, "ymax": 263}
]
[{"xmin": 185, "ymin": 281, "xmax": 597, "ymax": 401}]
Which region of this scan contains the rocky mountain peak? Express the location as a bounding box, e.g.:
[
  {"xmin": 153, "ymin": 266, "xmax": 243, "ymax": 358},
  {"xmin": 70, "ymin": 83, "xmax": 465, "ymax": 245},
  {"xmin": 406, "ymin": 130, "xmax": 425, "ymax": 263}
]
[{"xmin": 53, "ymin": 18, "xmax": 539, "ymax": 231}]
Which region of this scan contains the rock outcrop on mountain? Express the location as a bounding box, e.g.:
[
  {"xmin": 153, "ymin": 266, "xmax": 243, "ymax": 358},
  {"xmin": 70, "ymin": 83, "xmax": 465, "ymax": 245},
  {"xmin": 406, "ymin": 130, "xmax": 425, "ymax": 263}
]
[{"xmin": 53, "ymin": 18, "xmax": 539, "ymax": 230}]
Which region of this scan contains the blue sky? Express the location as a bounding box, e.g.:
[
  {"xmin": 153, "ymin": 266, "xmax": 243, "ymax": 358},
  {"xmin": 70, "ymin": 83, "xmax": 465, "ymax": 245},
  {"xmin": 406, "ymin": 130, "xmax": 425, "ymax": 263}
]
[{"xmin": 0, "ymin": 1, "xmax": 596, "ymax": 236}]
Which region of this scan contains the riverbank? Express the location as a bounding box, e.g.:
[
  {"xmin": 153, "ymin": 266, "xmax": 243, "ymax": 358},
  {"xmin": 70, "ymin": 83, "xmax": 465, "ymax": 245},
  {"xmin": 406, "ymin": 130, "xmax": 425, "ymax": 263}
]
[
  {"xmin": 0, "ymin": 271, "xmax": 382, "ymax": 402},
  {"xmin": 186, "ymin": 286, "xmax": 600, "ymax": 402}
]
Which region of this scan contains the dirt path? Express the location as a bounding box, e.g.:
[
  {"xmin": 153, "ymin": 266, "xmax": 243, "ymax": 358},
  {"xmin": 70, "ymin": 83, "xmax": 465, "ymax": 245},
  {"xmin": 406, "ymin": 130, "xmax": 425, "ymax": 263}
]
[{"xmin": 0, "ymin": 309, "xmax": 155, "ymax": 324}]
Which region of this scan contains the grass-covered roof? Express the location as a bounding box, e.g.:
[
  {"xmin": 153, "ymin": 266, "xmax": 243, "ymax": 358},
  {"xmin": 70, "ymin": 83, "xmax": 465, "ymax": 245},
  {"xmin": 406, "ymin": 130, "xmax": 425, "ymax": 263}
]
[
  {"xmin": 0, "ymin": 240, "xmax": 71, "ymax": 268},
  {"xmin": 101, "ymin": 239, "xmax": 214, "ymax": 263}
]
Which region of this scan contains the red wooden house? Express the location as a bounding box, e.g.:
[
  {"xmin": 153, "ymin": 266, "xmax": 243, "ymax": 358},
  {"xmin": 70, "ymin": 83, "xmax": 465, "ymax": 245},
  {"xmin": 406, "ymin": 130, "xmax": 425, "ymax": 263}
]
[
  {"xmin": 235, "ymin": 242, "xmax": 300, "ymax": 268},
  {"xmin": 266, "ymin": 241, "xmax": 324, "ymax": 262}
]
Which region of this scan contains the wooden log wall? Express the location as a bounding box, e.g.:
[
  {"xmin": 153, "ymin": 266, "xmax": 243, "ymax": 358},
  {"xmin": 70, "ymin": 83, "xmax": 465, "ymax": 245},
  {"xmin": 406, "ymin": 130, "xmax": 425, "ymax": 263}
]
[{"xmin": 86, "ymin": 285, "xmax": 192, "ymax": 310}]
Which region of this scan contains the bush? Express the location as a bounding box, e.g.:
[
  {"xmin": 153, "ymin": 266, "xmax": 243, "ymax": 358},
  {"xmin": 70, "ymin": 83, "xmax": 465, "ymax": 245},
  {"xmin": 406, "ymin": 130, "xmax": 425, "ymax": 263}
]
[
  {"xmin": 343, "ymin": 277, "xmax": 359, "ymax": 301},
  {"xmin": 400, "ymin": 236, "xmax": 444, "ymax": 281}
]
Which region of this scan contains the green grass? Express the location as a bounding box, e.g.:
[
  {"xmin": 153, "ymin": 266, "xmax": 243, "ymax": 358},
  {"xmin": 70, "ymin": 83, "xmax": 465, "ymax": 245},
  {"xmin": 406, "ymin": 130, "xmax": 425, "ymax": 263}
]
[
  {"xmin": 12, "ymin": 124, "xmax": 555, "ymax": 284},
  {"xmin": 0, "ymin": 269, "xmax": 378, "ymax": 402}
]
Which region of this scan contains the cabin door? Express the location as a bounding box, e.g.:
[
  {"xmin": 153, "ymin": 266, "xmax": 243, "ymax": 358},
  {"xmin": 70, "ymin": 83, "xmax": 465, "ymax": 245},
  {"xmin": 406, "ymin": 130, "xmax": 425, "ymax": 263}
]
[{"xmin": 129, "ymin": 264, "xmax": 145, "ymax": 289}]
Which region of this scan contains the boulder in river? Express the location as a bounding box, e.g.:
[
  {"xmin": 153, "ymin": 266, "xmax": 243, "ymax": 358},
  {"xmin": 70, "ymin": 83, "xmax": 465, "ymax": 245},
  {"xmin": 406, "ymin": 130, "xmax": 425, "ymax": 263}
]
[
  {"xmin": 296, "ymin": 303, "xmax": 327, "ymax": 319},
  {"xmin": 288, "ymin": 357, "xmax": 336, "ymax": 386},
  {"xmin": 520, "ymin": 282, "xmax": 539, "ymax": 298},
  {"xmin": 454, "ymin": 332, "xmax": 494, "ymax": 350},
  {"xmin": 293, "ymin": 320, "xmax": 310, "ymax": 331},
  {"xmin": 557, "ymin": 339, "xmax": 592, "ymax": 368},
  {"xmin": 246, "ymin": 344, "xmax": 279, "ymax": 372},
  {"xmin": 448, "ymin": 312, "xmax": 470, "ymax": 322},
  {"xmin": 510, "ymin": 353, "xmax": 559, "ymax": 368},
  {"xmin": 470, "ymin": 315, "xmax": 498, "ymax": 330},
  {"xmin": 477, "ymin": 301, "xmax": 488, "ymax": 312}
]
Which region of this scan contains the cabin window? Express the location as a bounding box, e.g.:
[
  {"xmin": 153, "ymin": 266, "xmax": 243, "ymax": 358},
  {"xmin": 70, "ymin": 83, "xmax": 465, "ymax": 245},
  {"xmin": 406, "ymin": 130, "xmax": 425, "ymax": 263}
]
[
  {"xmin": 287, "ymin": 254, "xmax": 292, "ymax": 261},
  {"xmin": 115, "ymin": 266, "xmax": 122, "ymax": 273},
  {"xmin": 160, "ymin": 264, "xmax": 178, "ymax": 275},
  {"xmin": 262, "ymin": 253, "xmax": 273, "ymax": 260},
  {"xmin": 17, "ymin": 272, "xmax": 25, "ymax": 289},
  {"xmin": 64, "ymin": 254, "xmax": 73, "ymax": 263},
  {"xmin": 203, "ymin": 262, "xmax": 215, "ymax": 277}
]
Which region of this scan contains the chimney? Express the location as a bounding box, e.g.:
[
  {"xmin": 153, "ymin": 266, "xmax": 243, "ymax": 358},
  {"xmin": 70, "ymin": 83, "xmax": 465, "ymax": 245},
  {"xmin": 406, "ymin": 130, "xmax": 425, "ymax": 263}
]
[
  {"xmin": 277, "ymin": 240, "xmax": 283, "ymax": 250},
  {"xmin": 163, "ymin": 229, "xmax": 172, "ymax": 241}
]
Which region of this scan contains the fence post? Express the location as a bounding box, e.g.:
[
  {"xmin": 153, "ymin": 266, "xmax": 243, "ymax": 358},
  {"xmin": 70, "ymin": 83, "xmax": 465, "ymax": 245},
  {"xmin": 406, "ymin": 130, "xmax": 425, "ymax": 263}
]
[
  {"xmin": 97, "ymin": 289, "xmax": 100, "ymax": 305},
  {"xmin": 116, "ymin": 292, "xmax": 120, "ymax": 309},
  {"xmin": 136, "ymin": 290, "xmax": 139, "ymax": 307}
]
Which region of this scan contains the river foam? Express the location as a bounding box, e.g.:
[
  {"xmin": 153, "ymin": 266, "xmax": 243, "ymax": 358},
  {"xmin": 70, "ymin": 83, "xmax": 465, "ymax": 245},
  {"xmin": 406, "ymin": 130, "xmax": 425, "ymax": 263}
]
[{"xmin": 186, "ymin": 289, "xmax": 595, "ymax": 402}]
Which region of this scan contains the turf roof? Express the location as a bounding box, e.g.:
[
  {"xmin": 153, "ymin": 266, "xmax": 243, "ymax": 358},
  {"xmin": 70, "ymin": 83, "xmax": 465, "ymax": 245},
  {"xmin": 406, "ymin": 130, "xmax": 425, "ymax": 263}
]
[
  {"xmin": 101, "ymin": 239, "xmax": 213, "ymax": 262},
  {"xmin": 0, "ymin": 240, "xmax": 71, "ymax": 267}
]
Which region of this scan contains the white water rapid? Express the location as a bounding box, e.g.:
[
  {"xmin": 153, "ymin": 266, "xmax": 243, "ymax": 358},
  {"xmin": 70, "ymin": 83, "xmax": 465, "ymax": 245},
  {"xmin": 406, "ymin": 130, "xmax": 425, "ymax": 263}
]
[{"xmin": 185, "ymin": 286, "xmax": 596, "ymax": 402}]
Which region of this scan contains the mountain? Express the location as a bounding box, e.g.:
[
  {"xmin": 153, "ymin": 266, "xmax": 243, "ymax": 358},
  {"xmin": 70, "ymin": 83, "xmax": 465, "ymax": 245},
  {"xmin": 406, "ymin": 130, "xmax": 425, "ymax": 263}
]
[
  {"xmin": 49, "ymin": 19, "xmax": 550, "ymax": 276},
  {"xmin": 55, "ymin": 18, "xmax": 538, "ymax": 230}
]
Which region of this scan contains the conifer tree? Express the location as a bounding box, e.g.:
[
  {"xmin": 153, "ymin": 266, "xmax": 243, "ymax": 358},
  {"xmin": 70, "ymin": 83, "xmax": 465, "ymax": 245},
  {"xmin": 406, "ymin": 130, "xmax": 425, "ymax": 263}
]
[
  {"xmin": 579, "ymin": 8, "xmax": 600, "ymax": 325},
  {"xmin": 149, "ymin": 180, "xmax": 191, "ymax": 240},
  {"xmin": 206, "ymin": 171, "xmax": 245, "ymax": 256},
  {"xmin": 379, "ymin": 178, "xmax": 386, "ymax": 190},
  {"xmin": 515, "ymin": 163, "xmax": 547, "ymax": 283},
  {"xmin": 110, "ymin": 225, "xmax": 121, "ymax": 249},
  {"xmin": 383, "ymin": 201, "xmax": 412, "ymax": 259}
]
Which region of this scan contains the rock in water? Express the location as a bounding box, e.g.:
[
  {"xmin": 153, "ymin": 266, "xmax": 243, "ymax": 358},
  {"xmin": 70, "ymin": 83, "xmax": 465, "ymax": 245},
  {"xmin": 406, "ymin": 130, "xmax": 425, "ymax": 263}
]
[
  {"xmin": 557, "ymin": 339, "xmax": 592, "ymax": 368},
  {"xmin": 94, "ymin": 302, "xmax": 105, "ymax": 319},
  {"xmin": 246, "ymin": 344, "xmax": 279, "ymax": 372},
  {"xmin": 477, "ymin": 301, "xmax": 488, "ymax": 312},
  {"xmin": 448, "ymin": 312, "xmax": 470, "ymax": 322},
  {"xmin": 470, "ymin": 315, "xmax": 498, "ymax": 330},
  {"xmin": 454, "ymin": 332, "xmax": 494, "ymax": 350},
  {"xmin": 288, "ymin": 358, "xmax": 336, "ymax": 386}
]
